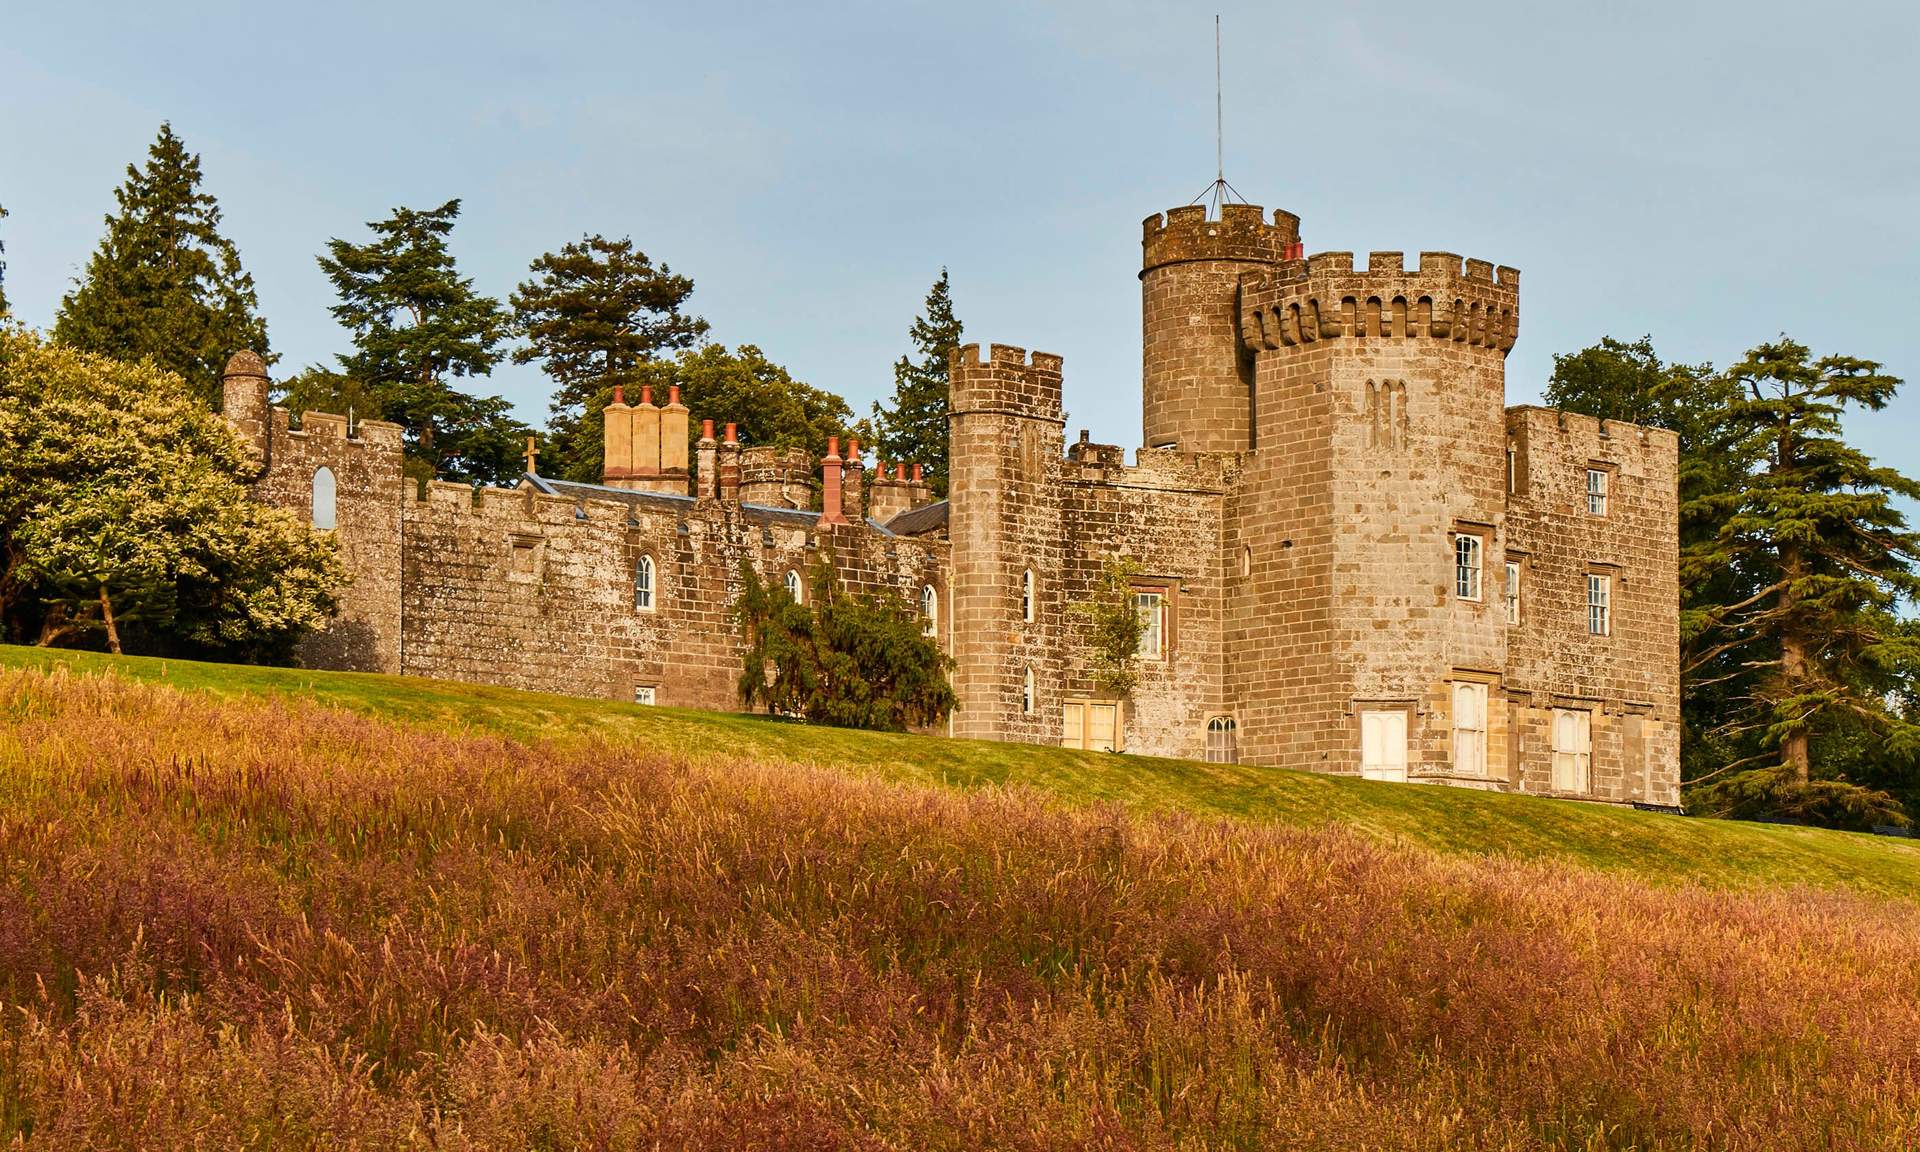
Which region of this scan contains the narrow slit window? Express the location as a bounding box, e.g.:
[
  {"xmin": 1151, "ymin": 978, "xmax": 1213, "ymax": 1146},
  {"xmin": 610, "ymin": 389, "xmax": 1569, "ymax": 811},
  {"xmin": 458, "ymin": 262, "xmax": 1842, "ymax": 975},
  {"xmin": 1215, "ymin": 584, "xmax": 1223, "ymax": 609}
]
[
  {"xmin": 1022, "ymin": 667, "xmax": 1035, "ymax": 715},
  {"xmin": 1022, "ymin": 569, "xmax": 1035, "ymax": 623},
  {"xmin": 1504, "ymin": 560, "xmax": 1521, "ymax": 625}
]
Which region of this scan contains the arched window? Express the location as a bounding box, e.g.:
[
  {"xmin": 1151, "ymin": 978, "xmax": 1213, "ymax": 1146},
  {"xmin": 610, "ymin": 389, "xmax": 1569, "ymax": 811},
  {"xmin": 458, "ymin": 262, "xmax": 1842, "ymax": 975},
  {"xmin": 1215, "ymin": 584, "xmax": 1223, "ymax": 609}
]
[
  {"xmin": 1206, "ymin": 716, "xmax": 1238, "ymax": 764},
  {"xmin": 1022, "ymin": 667, "xmax": 1035, "ymax": 715},
  {"xmin": 785, "ymin": 569, "xmax": 803, "ymax": 603},
  {"xmin": 634, "ymin": 554, "xmax": 656, "ymax": 611},
  {"xmin": 1021, "ymin": 569, "xmax": 1035, "ymax": 622},
  {"xmin": 311, "ymin": 466, "xmax": 337, "ymax": 531},
  {"xmin": 921, "ymin": 584, "xmax": 938, "ymax": 637}
]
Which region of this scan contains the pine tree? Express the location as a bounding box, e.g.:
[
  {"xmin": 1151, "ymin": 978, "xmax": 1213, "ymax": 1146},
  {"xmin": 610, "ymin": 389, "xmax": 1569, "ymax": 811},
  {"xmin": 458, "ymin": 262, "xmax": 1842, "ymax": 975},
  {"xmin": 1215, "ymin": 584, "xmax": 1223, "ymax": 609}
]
[
  {"xmin": 510, "ymin": 235, "xmax": 709, "ymax": 482},
  {"xmin": 53, "ymin": 123, "xmax": 269, "ymax": 408},
  {"xmin": 317, "ymin": 200, "xmax": 528, "ymax": 485},
  {"xmin": 873, "ymin": 270, "xmax": 963, "ymax": 497},
  {"xmin": 1685, "ymin": 337, "xmax": 1920, "ymax": 825}
]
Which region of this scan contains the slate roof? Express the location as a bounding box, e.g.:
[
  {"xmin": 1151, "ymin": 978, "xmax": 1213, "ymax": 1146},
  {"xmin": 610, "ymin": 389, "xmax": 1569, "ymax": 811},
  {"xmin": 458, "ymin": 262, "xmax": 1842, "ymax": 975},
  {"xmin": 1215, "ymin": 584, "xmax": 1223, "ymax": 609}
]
[
  {"xmin": 528, "ymin": 475, "xmax": 823, "ymax": 529},
  {"xmin": 884, "ymin": 499, "xmax": 949, "ymax": 537}
]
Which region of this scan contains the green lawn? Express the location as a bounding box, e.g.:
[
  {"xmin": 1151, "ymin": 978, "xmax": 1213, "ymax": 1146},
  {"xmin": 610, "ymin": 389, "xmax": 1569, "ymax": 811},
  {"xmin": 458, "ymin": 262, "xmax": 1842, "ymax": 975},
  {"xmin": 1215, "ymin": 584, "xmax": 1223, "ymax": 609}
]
[{"xmin": 6, "ymin": 642, "xmax": 1918, "ymax": 901}]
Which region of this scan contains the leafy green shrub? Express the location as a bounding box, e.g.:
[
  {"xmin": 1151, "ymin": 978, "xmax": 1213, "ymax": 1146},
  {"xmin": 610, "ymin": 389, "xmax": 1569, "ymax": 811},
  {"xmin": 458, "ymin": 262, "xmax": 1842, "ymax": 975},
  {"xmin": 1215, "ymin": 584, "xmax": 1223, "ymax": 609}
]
[{"xmin": 733, "ymin": 557, "xmax": 955, "ymax": 730}]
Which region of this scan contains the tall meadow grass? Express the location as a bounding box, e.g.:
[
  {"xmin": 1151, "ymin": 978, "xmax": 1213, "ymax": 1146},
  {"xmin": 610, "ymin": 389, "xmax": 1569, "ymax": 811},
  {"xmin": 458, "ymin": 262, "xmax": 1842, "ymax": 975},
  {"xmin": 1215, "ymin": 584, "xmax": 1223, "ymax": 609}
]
[{"xmin": 0, "ymin": 666, "xmax": 1915, "ymax": 1149}]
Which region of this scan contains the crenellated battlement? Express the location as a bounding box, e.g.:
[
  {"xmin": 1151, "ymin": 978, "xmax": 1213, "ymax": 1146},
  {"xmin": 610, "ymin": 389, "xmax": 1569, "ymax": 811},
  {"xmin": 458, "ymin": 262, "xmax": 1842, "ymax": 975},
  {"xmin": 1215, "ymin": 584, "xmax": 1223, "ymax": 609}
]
[
  {"xmin": 1142, "ymin": 203, "xmax": 1301, "ymax": 270},
  {"xmin": 949, "ymin": 343, "xmax": 1064, "ymax": 423},
  {"xmin": 1238, "ymin": 249, "xmax": 1520, "ymax": 354}
]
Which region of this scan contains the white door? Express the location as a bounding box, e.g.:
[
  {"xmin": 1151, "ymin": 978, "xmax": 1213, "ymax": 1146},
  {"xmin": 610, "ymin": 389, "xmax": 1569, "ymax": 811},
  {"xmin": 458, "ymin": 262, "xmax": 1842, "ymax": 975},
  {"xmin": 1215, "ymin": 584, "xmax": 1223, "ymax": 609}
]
[
  {"xmin": 1360, "ymin": 711, "xmax": 1408, "ymax": 782},
  {"xmin": 1087, "ymin": 704, "xmax": 1118, "ymax": 753},
  {"xmin": 1551, "ymin": 709, "xmax": 1592, "ymax": 793}
]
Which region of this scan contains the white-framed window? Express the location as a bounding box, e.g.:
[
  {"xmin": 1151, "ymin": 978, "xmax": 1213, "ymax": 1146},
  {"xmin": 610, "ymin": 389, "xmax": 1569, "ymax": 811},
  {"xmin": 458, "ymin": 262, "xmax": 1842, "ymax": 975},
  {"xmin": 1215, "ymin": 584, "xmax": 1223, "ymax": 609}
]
[
  {"xmin": 311, "ymin": 466, "xmax": 337, "ymax": 531},
  {"xmin": 1504, "ymin": 560, "xmax": 1521, "ymax": 626},
  {"xmin": 1587, "ymin": 574, "xmax": 1611, "ymax": 636},
  {"xmin": 634, "ymin": 685, "xmax": 657, "ymax": 706},
  {"xmin": 1360, "ymin": 710, "xmax": 1408, "ymax": 782},
  {"xmin": 1022, "ymin": 667, "xmax": 1035, "ymax": 715},
  {"xmin": 1455, "ymin": 534, "xmax": 1483, "ymax": 601},
  {"xmin": 1551, "ymin": 708, "xmax": 1592, "ymax": 793},
  {"xmin": 634, "ymin": 554, "xmax": 656, "ymax": 611},
  {"xmin": 1452, "ymin": 682, "xmax": 1487, "ymax": 776},
  {"xmin": 921, "ymin": 584, "xmax": 938, "ymax": 637},
  {"xmin": 1021, "ymin": 569, "xmax": 1035, "ymax": 623},
  {"xmin": 1205, "ymin": 716, "xmax": 1238, "ymax": 764},
  {"xmin": 1062, "ymin": 701, "xmax": 1119, "ymax": 752},
  {"xmin": 1134, "ymin": 589, "xmax": 1168, "ymax": 659},
  {"xmin": 1587, "ymin": 468, "xmax": 1610, "ymax": 516},
  {"xmin": 785, "ymin": 569, "xmax": 803, "ymax": 603}
]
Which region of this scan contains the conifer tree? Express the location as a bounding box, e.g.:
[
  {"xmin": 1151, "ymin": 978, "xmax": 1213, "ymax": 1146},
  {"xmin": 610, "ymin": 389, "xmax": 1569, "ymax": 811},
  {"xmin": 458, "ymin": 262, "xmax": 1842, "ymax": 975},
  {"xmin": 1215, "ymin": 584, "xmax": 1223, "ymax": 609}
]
[
  {"xmin": 873, "ymin": 270, "xmax": 963, "ymax": 496},
  {"xmin": 317, "ymin": 200, "xmax": 528, "ymax": 485},
  {"xmin": 53, "ymin": 124, "xmax": 269, "ymax": 408},
  {"xmin": 1685, "ymin": 338, "xmax": 1920, "ymax": 825},
  {"xmin": 510, "ymin": 235, "xmax": 708, "ymax": 481}
]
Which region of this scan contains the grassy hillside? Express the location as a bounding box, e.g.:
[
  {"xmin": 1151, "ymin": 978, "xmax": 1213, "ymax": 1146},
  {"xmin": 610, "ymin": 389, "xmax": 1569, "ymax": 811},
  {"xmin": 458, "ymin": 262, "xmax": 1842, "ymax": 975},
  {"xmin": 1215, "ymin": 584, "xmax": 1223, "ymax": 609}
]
[
  {"xmin": 0, "ymin": 663, "xmax": 1916, "ymax": 1149},
  {"xmin": 3, "ymin": 644, "xmax": 1918, "ymax": 901}
]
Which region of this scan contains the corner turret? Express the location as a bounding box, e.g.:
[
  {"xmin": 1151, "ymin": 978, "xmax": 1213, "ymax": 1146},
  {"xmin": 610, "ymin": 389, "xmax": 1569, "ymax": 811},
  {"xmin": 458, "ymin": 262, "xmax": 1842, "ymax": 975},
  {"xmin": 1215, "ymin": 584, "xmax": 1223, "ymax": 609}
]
[{"xmin": 1140, "ymin": 204, "xmax": 1301, "ymax": 454}]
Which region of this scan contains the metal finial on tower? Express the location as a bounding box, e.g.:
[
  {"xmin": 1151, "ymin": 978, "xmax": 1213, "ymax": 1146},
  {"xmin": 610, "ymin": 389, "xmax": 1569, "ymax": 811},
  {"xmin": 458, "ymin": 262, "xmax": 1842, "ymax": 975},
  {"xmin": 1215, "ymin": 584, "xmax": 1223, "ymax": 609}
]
[{"xmin": 1191, "ymin": 14, "xmax": 1245, "ymax": 217}]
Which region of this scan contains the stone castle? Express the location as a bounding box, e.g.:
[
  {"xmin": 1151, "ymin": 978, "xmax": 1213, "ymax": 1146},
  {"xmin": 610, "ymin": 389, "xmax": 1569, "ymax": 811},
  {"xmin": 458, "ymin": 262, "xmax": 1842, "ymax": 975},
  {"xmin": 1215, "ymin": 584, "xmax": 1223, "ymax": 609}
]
[{"xmin": 224, "ymin": 197, "xmax": 1680, "ymax": 806}]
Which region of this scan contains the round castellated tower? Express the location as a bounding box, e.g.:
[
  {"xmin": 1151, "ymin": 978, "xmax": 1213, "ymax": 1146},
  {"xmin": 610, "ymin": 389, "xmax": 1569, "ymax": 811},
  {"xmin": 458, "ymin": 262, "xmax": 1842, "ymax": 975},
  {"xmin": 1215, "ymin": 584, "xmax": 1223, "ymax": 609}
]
[{"xmin": 1140, "ymin": 202, "xmax": 1300, "ymax": 454}]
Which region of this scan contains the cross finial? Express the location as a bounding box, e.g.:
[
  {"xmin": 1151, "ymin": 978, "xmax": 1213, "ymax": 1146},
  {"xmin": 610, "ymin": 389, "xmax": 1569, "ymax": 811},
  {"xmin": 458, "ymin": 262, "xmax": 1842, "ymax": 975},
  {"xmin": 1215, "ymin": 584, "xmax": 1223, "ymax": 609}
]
[{"xmin": 524, "ymin": 435, "xmax": 540, "ymax": 476}]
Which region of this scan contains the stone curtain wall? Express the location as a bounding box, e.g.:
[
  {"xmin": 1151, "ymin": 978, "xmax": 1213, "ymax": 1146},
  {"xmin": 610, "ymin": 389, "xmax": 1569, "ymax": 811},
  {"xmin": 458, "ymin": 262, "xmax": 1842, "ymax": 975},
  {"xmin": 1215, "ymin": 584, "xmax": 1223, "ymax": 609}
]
[
  {"xmin": 1505, "ymin": 407, "xmax": 1682, "ymax": 804},
  {"xmin": 1054, "ymin": 445, "xmax": 1233, "ymax": 759},
  {"xmin": 223, "ymin": 355, "xmax": 406, "ymax": 674},
  {"xmin": 398, "ymin": 484, "xmax": 947, "ymax": 710}
]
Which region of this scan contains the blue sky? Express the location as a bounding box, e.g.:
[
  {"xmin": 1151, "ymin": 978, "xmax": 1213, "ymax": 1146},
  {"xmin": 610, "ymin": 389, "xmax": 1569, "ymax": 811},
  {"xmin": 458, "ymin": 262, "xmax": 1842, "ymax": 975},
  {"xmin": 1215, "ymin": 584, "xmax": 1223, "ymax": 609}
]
[{"xmin": 3, "ymin": 1, "xmax": 1916, "ymax": 469}]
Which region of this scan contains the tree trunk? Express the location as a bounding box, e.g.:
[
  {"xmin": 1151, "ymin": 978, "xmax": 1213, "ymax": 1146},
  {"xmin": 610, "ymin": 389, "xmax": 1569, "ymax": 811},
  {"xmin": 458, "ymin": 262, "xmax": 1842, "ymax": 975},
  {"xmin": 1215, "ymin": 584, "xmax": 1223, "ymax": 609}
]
[
  {"xmin": 98, "ymin": 584, "xmax": 122, "ymax": 656},
  {"xmin": 1779, "ymin": 632, "xmax": 1811, "ymax": 784},
  {"xmin": 35, "ymin": 605, "xmax": 73, "ymax": 648}
]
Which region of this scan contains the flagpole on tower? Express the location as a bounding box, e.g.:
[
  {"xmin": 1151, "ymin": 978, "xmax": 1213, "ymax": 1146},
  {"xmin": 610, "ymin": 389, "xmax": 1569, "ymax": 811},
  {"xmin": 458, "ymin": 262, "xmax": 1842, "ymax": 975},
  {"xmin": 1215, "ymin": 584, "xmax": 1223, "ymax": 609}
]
[{"xmin": 1192, "ymin": 14, "xmax": 1245, "ymax": 216}]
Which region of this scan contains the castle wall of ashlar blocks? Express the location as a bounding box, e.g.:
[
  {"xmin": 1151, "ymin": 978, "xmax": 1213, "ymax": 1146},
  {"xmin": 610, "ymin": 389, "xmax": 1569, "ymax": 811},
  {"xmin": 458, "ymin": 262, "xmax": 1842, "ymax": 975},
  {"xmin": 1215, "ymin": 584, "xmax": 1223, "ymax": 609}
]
[{"xmin": 221, "ymin": 190, "xmax": 1681, "ymax": 808}]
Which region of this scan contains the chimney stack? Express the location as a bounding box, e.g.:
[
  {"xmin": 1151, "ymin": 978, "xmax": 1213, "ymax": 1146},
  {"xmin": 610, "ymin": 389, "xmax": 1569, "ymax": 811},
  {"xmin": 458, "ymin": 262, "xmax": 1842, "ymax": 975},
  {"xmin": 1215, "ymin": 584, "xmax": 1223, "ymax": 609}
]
[
  {"xmin": 601, "ymin": 384, "xmax": 634, "ymax": 485},
  {"xmin": 820, "ymin": 436, "xmax": 847, "ymax": 526},
  {"xmin": 695, "ymin": 418, "xmax": 718, "ymax": 500},
  {"xmin": 718, "ymin": 422, "xmax": 742, "ymax": 503},
  {"xmin": 659, "ymin": 385, "xmax": 689, "ymax": 483},
  {"xmin": 841, "ymin": 437, "xmax": 865, "ymax": 522}
]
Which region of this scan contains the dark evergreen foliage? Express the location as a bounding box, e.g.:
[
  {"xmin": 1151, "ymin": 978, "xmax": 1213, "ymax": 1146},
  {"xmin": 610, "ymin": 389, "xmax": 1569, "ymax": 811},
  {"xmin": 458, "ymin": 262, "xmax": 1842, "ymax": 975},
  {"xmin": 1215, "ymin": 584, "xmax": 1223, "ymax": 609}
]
[
  {"xmin": 1549, "ymin": 335, "xmax": 1920, "ymax": 825},
  {"xmin": 873, "ymin": 270, "xmax": 963, "ymax": 496},
  {"xmin": 317, "ymin": 200, "xmax": 530, "ymax": 485},
  {"xmin": 53, "ymin": 124, "xmax": 270, "ymax": 408},
  {"xmin": 733, "ymin": 558, "xmax": 955, "ymax": 731}
]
